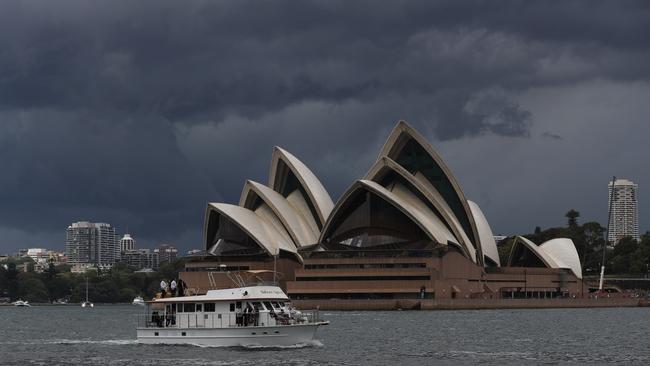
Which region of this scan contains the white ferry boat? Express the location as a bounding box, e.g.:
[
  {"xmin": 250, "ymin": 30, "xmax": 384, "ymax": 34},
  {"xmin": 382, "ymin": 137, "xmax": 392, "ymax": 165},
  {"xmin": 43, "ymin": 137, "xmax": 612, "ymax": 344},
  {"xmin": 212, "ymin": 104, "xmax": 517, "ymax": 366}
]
[
  {"xmin": 132, "ymin": 296, "xmax": 145, "ymax": 306},
  {"xmin": 12, "ymin": 300, "xmax": 31, "ymax": 307},
  {"xmin": 136, "ymin": 285, "xmax": 328, "ymax": 347}
]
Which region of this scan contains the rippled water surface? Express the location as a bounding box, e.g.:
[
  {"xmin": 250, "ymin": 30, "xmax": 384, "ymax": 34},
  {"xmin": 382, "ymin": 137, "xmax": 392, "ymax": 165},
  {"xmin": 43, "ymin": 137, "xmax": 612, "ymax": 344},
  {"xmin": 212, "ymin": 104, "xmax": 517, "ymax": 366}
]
[{"xmin": 1, "ymin": 305, "xmax": 649, "ymax": 365}]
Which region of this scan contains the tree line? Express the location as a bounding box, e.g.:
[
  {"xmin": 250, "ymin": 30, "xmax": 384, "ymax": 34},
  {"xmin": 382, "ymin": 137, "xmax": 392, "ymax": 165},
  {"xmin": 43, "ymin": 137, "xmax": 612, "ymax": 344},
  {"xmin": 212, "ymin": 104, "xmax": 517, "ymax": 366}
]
[
  {"xmin": 0, "ymin": 259, "xmax": 186, "ymax": 303},
  {"xmin": 497, "ymin": 210, "xmax": 650, "ymax": 277}
]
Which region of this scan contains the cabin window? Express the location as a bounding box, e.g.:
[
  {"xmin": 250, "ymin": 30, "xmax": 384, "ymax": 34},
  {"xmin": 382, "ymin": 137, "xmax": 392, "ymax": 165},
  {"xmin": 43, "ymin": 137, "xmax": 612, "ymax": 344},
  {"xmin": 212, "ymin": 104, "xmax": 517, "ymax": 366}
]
[
  {"xmin": 171, "ymin": 303, "xmax": 177, "ymax": 313},
  {"xmin": 183, "ymin": 303, "xmax": 195, "ymax": 312},
  {"xmin": 196, "ymin": 303, "xmax": 203, "ymax": 312},
  {"xmin": 204, "ymin": 303, "xmax": 215, "ymax": 312},
  {"xmin": 236, "ymin": 301, "xmax": 242, "ymax": 309},
  {"xmin": 229, "ymin": 303, "xmax": 235, "ymax": 312},
  {"xmin": 279, "ymin": 302, "xmax": 285, "ymax": 307},
  {"xmin": 271, "ymin": 301, "xmax": 280, "ymax": 309},
  {"xmin": 263, "ymin": 301, "xmax": 273, "ymax": 311},
  {"xmin": 252, "ymin": 302, "xmax": 264, "ymax": 311}
]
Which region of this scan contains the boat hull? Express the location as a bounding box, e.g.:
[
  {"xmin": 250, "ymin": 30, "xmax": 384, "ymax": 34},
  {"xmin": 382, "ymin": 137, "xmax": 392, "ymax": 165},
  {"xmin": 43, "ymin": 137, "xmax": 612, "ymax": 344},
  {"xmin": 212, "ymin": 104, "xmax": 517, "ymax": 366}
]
[{"xmin": 136, "ymin": 322, "xmax": 326, "ymax": 347}]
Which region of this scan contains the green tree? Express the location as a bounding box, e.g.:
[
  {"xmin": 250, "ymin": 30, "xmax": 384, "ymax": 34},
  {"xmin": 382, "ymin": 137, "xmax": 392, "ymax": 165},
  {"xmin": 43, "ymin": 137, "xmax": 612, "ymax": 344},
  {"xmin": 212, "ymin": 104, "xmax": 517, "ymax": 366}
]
[
  {"xmin": 566, "ymin": 209, "xmax": 580, "ymax": 228},
  {"xmin": 46, "ymin": 275, "xmax": 73, "ymax": 302},
  {"xmin": 159, "ymin": 259, "xmax": 186, "ymax": 281},
  {"xmin": 608, "ymin": 237, "xmax": 637, "ymax": 274},
  {"xmin": 0, "ymin": 264, "xmax": 7, "ymax": 297},
  {"xmin": 497, "ymin": 237, "xmax": 514, "ymax": 265},
  {"xmin": 581, "ymin": 221, "xmax": 606, "ymax": 271},
  {"xmin": 17, "ymin": 273, "xmax": 49, "ymax": 302},
  {"xmin": 5, "ymin": 263, "xmax": 19, "ymax": 301}
]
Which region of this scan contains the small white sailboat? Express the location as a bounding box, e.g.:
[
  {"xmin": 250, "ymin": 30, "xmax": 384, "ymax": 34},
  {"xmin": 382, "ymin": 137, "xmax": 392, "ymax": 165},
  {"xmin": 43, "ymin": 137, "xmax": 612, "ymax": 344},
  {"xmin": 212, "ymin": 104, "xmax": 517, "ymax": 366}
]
[
  {"xmin": 13, "ymin": 300, "xmax": 31, "ymax": 307},
  {"xmin": 81, "ymin": 278, "xmax": 94, "ymax": 308},
  {"xmin": 132, "ymin": 296, "xmax": 145, "ymax": 306}
]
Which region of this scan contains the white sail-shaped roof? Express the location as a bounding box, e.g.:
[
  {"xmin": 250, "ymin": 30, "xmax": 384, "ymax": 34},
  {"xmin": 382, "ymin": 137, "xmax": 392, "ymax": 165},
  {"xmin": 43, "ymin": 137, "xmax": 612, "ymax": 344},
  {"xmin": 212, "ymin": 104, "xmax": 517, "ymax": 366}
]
[
  {"xmin": 508, "ymin": 236, "xmax": 582, "ymax": 279},
  {"xmin": 204, "ymin": 203, "xmax": 298, "ymax": 257},
  {"xmin": 268, "ymin": 147, "xmax": 334, "ymax": 228},
  {"xmin": 365, "ymin": 156, "xmax": 476, "ymax": 262},
  {"xmin": 377, "ymin": 121, "xmax": 483, "ymax": 265},
  {"xmin": 540, "ymin": 238, "xmax": 582, "ymax": 279},
  {"xmin": 467, "ymin": 200, "xmax": 500, "ymax": 266},
  {"xmin": 320, "ymin": 180, "xmax": 470, "ymax": 256},
  {"xmin": 239, "ymin": 180, "xmax": 319, "ymax": 247},
  {"xmin": 508, "ymin": 236, "xmax": 560, "ymax": 269}
]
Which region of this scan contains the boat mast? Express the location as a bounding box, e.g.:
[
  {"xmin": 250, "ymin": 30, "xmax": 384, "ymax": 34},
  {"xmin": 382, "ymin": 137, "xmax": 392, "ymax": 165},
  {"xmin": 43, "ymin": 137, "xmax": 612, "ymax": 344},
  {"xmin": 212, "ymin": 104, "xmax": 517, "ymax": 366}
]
[
  {"xmin": 85, "ymin": 277, "xmax": 89, "ymax": 303},
  {"xmin": 273, "ymin": 252, "xmax": 278, "ymax": 285},
  {"xmin": 599, "ymin": 175, "xmax": 616, "ymax": 292}
]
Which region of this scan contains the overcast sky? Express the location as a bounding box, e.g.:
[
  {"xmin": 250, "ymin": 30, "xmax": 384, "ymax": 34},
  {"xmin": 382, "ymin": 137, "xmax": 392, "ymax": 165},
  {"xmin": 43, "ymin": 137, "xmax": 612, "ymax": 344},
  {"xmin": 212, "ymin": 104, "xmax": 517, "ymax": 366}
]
[{"xmin": 1, "ymin": 0, "xmax": 649, "ymax": 254}]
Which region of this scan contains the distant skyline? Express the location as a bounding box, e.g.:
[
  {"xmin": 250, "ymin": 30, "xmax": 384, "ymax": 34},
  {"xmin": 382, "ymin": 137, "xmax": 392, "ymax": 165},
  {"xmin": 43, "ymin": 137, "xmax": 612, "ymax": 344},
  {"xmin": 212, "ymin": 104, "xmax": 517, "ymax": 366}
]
[{"xmin": 1, "ymin": 1, "xmax": 649, "ymax": 253}]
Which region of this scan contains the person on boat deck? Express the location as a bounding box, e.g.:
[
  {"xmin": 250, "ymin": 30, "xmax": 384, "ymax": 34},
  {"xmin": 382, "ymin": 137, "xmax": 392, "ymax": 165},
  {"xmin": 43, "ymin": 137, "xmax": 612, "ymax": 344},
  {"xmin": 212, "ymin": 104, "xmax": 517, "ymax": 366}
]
[
  {"xmin": 160, "ymin": 279, "xmax": 168, "ymax": 297},
  {"xmin": 152, "ymin": 311, "xmax": 163, "ymax": 327},
  {"xmin": 251, "ymin": 305, "xmax": 259, "ymax": 326},
  {"xmin": 277, "ymin": 308, "xmax": 288, "ymax": 325},
  {"xmin": 170, "ymin": 279, "xmax": 177, "ymax": 297},
  {"xmin": 177, "ymin": 279, "xmax": 186, "ymax": 297},
  {"xmin": 236, "ymin": 308, "xmax": 243, "ymax": 326},
  {"xmin": 243, "ymin": 304, "xmax": 254, "ymax": 326}
]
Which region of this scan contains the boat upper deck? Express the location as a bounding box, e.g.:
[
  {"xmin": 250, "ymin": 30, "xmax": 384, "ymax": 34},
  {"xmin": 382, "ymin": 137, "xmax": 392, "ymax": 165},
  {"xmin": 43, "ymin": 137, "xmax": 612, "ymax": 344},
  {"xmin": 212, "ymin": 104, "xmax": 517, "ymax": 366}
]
[{"xmin": 151, "ymin": 285, "xmax": 289, "ymax": 303}]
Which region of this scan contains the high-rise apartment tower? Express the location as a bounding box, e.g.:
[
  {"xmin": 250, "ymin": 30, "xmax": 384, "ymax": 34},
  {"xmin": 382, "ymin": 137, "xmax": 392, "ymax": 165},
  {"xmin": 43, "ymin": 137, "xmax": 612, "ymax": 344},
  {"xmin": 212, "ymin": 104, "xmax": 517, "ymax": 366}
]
[
  {"xmin": 607, "ymin": 179, "xmax": 639, "ymax": 243},
  {"xmin": 66, "ymin": 221, "xmax": 118, "ymax": 266}
]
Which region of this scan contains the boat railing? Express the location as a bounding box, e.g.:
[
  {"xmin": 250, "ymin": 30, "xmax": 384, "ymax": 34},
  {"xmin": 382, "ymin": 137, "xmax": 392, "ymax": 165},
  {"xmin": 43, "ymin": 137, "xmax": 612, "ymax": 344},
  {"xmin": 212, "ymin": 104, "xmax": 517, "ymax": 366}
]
[{"xmin": 136, "ymin": 309, "xmax": 323, "ymax": 329}]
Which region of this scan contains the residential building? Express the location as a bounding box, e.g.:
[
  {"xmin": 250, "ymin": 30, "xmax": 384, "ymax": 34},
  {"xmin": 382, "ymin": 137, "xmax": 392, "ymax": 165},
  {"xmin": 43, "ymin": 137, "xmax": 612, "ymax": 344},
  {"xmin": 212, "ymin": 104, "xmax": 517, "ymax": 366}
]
[
  {"xmin": 121, "ymin": 249, "xmax": 159, "ymax": 271},
  {"xmin": 19, "ymin": 248, "xmax": 67, "ymax": 272},
  {"xmin": 120, "ymin": 234, "xmax": 135, "ymax": 252},
  {"xmin": 608, "ymin": 179, "xmax": 639, "ymax": 243},
  {"xmin": 66, "ymin": 221, "xmax": 118, "ymax": 267},
  {"xmin": 155, "ymin": 244, "xmax": 179, "ymax": 264}
]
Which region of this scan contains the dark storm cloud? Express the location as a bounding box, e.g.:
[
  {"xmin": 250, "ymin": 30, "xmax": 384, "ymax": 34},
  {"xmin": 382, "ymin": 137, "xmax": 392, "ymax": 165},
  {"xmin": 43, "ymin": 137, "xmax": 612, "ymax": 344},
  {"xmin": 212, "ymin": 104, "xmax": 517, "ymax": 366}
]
[
  {"xmin": 0, "ymin": 0, "xmax": 649, "ymax": 252},
  {"xmin": 0, "ymin": 111, "xmax": 215, "ymax": 241},
  {"xmin": 541, "ymin": 132, "xmax": 563, "ymax": 140}
]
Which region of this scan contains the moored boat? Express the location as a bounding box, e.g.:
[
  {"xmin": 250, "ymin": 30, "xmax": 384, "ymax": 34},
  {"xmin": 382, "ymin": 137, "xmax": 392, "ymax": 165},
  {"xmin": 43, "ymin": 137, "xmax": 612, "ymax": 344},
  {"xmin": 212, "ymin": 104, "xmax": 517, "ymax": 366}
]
[
  {"xmin": 132, "ymin": 296, "xmax": 145, "ymax": 306},
  {"xmin": 13, "ymin": 300, "xmax": 31, "ymax": 307},
  {"xmin": 136, "ymin": 285, "xmax": 328, "ymax": 347},
  {"xmin": 81, "ymin": 277, "xmax": 94, "ymax": 308}
]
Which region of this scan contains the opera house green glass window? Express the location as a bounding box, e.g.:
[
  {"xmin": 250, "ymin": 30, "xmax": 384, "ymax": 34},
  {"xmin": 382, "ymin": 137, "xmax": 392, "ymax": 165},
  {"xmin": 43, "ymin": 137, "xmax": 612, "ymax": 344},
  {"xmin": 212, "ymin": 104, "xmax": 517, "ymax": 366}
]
[
  {"xmin": 206, "ymin": 211, "xmax": 267, "ymax": 257},
  {"xmin": 392, "ymin": 138, "xmax": 474, "ymax": 243},
  {"xmin": 509, "ymin": 243, "xmax": 546, "ymax": 268},
  {"xmin": 323, "ymin": 190, "xmax": 429, "ymax": 249}
]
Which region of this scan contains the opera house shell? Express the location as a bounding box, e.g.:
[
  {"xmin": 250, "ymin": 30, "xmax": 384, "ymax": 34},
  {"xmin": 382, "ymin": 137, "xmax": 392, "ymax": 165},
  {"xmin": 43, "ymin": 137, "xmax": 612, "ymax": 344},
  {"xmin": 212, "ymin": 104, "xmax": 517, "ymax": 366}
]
[{"xmin": 184, "ymin": 121, "xmax": 585, "ymax": 308}]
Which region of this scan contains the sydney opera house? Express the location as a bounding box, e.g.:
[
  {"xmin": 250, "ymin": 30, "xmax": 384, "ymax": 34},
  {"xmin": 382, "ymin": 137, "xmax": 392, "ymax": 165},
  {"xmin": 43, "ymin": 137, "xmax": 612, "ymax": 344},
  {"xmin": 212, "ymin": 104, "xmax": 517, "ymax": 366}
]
[{"xmin": 181, "ymin": 121, "xmax": 585, "ymax": 308}]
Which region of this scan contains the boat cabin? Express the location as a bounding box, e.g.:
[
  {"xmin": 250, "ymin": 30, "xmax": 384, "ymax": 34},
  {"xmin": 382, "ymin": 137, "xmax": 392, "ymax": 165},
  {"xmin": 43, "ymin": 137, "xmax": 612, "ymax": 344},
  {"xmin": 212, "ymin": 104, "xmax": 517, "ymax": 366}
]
[{"xmin": 143, "ymin": 286, "xmax": 312, "ymax": 329}]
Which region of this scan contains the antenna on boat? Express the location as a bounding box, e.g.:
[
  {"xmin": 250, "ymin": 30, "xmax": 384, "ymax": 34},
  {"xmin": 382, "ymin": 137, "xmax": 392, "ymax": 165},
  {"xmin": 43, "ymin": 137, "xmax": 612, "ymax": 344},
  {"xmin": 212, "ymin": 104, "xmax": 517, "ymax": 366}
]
[
  {"xmin": 273, "ymin": 251, "xmax": 278, "ymax": 286},
  {"xmin": 599, "ymin": 175, "xmax": 616, "ymax": 292}
]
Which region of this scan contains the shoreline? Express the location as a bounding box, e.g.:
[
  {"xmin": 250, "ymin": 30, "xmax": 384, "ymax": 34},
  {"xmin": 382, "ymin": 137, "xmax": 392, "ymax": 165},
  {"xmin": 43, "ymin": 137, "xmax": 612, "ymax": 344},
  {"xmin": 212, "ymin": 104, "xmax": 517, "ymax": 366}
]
[
  {"xmin": 3, "ymin": 298, "xmax": 648, "ymax": 310},
  {"xmin": 292, "ymin": 297, "xmax": 650, "ymax": 311},
  {"xmin": 0, "ymin": 302, "xmax": 139, "ymax": 307}
]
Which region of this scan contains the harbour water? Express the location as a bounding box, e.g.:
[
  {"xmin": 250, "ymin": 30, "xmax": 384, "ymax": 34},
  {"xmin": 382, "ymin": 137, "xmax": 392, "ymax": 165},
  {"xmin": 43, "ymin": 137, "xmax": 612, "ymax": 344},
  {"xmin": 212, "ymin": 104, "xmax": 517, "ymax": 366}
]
[{"xmin": 1, "ymin": 305, "xmax": 649, "ymax": 365}]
